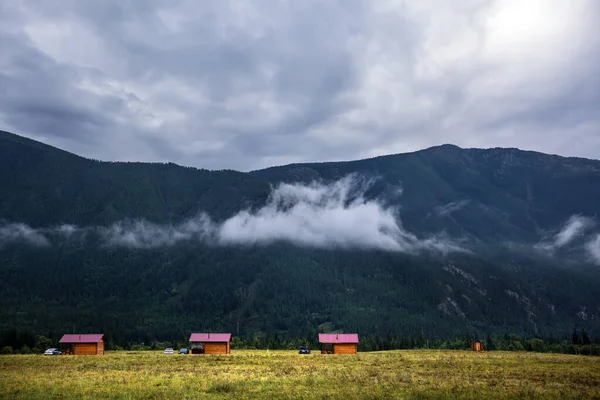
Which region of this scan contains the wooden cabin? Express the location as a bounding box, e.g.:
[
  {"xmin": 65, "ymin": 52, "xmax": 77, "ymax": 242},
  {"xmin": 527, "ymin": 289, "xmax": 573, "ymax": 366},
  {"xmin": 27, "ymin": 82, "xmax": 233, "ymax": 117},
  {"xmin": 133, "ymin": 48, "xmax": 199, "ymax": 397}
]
[
  {"xmin": 318, "ymin": 333, "xmax": 359, "ymax": 354},
  {"xmin": 471, "ymin": 341, "xmax": 485, "ymax": 352},
  {"xmin": 59, "ymin": 334, "xmax": 104, "ymax": 355},
  {"xmin": 189, "ymin": 333, "xmax": 231, "ymax": 354}
]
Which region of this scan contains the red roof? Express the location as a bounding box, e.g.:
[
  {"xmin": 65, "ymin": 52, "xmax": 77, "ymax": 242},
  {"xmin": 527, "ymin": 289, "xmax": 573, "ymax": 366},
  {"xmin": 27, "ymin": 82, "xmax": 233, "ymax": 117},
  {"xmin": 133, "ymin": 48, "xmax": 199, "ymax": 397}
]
[
  {"xmin": 59, "ymin": 334, "xmax": 104, "ymax": 343},
  {"xmin": 318, "ymin": 333, "xmax": 359, "ymax": 344},
  {"xmin": 189, "ymin": 333, "xmax": 231, "ymax": 342}
]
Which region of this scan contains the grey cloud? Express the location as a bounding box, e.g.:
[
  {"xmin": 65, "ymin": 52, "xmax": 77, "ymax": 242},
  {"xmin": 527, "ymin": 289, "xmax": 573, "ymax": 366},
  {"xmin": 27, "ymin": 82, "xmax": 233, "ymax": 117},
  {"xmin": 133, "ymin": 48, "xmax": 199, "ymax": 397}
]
[
  {"xmin": 55, "ymin": 224, "xmax": 79, "ymax": 238},
  {"xmin": 0, "ymin": 32, "xmax": 121, "ymax": 156},
  {"xmin": 1, "ymin": 1, "xmax": 599, "ymax": 170},
  {"xmin": 99, "ymin": 216, "xmax": 215, "ymax": 249},
  {"xmin": 49, "ymin": 0, "xmax": 361, "ymax": 167},
  {"xmin": 0, "ymin": 175, "xmax": 462, "ymax": 253},
  {"xmin": 0, "ymin": 223, "xmax": 50, "ymax": 247}
]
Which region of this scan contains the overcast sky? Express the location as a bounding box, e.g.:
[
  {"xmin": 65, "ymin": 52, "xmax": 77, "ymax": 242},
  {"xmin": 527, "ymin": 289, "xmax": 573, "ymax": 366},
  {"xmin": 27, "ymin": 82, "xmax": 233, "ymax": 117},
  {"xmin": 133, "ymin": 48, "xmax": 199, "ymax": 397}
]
[{"xmin": 1, "ymin": 0, "xmax": 599, "ymax": 171}]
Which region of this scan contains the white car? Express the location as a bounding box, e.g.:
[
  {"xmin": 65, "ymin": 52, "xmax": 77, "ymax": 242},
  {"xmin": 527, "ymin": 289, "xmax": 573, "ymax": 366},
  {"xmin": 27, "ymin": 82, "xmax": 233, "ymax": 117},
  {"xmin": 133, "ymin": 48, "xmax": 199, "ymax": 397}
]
[
  {"xmin": 164, "ymin": 348, "xmax": 175, "ymax": 354},
  {"xmin": 44, "ymin": 348, "xmax": 61, "ymax": 355}
]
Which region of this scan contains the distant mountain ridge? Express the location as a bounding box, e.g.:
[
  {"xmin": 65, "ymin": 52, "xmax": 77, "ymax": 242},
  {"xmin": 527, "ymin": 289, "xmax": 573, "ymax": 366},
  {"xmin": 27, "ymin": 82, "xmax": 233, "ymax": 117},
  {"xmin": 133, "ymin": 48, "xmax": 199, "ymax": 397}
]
[
  {"xmin": 3, "ymin": 129, "xmax": 600, "ymax": 240},
  {"xmin": 251, "ymin": 141, "xmax": 600, "ymax": 246},
  {"xmin": 1, "ymin": 129, "xmax": 599, "ymax": 343}
]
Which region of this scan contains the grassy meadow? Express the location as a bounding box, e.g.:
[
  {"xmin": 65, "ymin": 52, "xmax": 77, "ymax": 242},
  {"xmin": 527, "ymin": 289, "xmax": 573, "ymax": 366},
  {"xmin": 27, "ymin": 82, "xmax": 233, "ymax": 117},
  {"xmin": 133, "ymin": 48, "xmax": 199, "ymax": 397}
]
[{"xmin": 0, "ymin": 350, "xmax": 599, "ymax": 399}]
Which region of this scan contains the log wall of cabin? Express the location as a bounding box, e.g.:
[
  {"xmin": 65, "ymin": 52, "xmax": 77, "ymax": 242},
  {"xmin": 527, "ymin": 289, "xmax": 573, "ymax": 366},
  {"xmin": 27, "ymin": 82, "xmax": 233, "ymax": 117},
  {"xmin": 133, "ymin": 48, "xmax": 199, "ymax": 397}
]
[
  {"xmin": 203, "ymin": 342, "xmax": 228, "ymax": 354},
  {"xmin": 333, "ymin": 343, "xmax": 357, "ymax": 354},
  {"xmin": 471, "ymin": 342, "xmax": 484, "ymax": 352},
  {"xmin": 73, "ymin": 343, "xmax": 98, "ymax": 355}
]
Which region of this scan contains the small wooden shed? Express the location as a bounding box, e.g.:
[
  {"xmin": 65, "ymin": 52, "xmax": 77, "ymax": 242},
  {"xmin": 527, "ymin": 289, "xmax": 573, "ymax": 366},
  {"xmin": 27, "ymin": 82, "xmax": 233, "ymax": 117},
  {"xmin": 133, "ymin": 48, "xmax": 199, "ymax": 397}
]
[
  {"xmin": 59, "ymin": 334, "xmax": 105, "ymax": 355},
  {"xmin": 471, "ymin": 341, "xmax": 485, "ymax": 352},
  {"xmin": 189, "ymin": 333, "xmax": 231, "ymax": 354},
  {"xmin": 318, "ymin": 333, "xmax": 359, "ymax": 354}
]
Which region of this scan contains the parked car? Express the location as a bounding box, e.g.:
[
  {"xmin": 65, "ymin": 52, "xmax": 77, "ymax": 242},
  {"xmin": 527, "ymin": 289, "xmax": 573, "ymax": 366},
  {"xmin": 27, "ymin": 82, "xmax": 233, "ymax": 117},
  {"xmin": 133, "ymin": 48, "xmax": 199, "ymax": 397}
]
[
  {"xmin": 178, "ymin": 348, "xmax": 189, "ymax": 354},
  {"xmin": 164, "ymin": 348, "xmax": 175, "ymax": 354},
  {"xmin": 44, "ymin": 348, "xmax": 61, "ymax": 355},
  {"xmin": 299, "ymin": 345, "xmax": 310, "ymax": 354}
]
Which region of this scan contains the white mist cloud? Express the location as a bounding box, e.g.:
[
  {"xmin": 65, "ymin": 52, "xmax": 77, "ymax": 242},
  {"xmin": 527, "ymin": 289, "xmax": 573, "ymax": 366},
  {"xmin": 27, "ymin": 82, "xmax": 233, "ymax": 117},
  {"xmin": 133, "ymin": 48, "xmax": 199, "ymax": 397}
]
[
  {"xmin": 0, "ymin": 175, "xmax": 462, "ymax": 254},
  {"xmin": 554, "ymin": 215, "xmax": 594, "ymax": 247},
  {"xmin": 218, "ymin": 175, "xmax": 426, "ymax": 251},
  {"xmin": 434, "ymin": 200, "xmax": 470, "ymax": 217},
  {"xmin": 0, "ymin": 223, "xmax": 50, "ymax": 247},
  {"xmin": 55, "ymin": 224, "xmax": 79, "ymax": 237},
  {"xmin": 586, "ymin": 235, "xmax": 600, "ymax": 264},
  {"xmin": 99, "ymin": 216, "xmax": 215, "ymax": 249},
  {"xmin": 536, "ymin": 215, "xmax": 595, "ymax": 251}
]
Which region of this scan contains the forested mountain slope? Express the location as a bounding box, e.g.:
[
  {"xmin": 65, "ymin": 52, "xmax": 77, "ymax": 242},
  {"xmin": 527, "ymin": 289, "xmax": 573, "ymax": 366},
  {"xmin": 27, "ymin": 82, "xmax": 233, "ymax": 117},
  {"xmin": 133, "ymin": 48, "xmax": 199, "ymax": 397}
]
[
  {"xmin": 1, "ymin": 129, "xmax": 599, "ymax": 345},
  {"xmin": 0, "ymin": 130, "xmax": 271, "ymax": 226},
  {"xmin": 252, "ymin": 144, "xmax": 600, "ymax": 244}
]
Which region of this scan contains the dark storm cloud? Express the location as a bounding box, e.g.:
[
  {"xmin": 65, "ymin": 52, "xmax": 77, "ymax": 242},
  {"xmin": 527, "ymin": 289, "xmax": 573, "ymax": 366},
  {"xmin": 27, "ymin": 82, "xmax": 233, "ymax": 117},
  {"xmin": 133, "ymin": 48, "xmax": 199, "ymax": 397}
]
[
  {"xmin": 0, "ymin": 0, "xmax": 599, "ymax": 170},
  {"xmin": 0, "ymin": 31, "xmax": 119, "ymax": 153}
]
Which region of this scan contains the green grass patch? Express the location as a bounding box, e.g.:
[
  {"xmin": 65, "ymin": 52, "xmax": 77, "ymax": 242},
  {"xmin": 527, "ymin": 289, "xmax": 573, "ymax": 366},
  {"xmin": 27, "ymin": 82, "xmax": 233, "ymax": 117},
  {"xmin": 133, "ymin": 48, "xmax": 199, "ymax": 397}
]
[{"xmin": 0, "ymin": 350, "xmax": 598, "ymax": 399}]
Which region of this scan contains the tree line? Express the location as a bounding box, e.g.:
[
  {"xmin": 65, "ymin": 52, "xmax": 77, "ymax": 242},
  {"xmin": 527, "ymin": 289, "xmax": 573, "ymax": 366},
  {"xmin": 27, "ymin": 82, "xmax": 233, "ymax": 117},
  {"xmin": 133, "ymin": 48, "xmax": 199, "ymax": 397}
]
[{"xmin": 2, "ymin": 328, "xmax": 599, "ymax": 356}]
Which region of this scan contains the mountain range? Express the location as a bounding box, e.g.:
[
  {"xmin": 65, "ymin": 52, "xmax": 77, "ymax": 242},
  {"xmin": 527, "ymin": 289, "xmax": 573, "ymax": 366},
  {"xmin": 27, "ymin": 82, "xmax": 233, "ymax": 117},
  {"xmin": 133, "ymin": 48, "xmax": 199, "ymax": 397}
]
[{"xmin": 1, "ymin": 129, "xmax": 599, "ymax": 345}]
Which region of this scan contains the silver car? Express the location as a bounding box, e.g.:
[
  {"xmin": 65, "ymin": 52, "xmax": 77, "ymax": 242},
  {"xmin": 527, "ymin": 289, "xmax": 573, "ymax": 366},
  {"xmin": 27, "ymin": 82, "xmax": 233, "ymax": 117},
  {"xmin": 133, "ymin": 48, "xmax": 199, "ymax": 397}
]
[{"xmin": 44, "ymin": 348, "xmax": 61, "ymax": 355}]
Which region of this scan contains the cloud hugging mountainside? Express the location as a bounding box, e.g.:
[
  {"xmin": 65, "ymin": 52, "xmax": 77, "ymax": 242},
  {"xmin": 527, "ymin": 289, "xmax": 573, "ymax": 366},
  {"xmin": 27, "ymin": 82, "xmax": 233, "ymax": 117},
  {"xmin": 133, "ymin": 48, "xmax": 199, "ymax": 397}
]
[
  {"xmin": 1, "ymin": 129, "xmax": 600, "ymax": 340},
  {"xmin": 0, "ymin": 174, "xmax": 462, "ymax": 254},
  {"xmin": 2, "ymin": 129, "xmax": 600, "ymax": 260}
]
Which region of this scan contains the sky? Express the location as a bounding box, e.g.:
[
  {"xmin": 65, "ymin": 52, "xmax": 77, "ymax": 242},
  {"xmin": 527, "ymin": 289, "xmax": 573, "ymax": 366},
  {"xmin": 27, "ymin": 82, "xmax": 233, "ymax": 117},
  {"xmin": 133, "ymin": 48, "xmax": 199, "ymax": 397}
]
[{"xmin": 1, "ymin": 0, "xmax": 599, "ymax": 171}]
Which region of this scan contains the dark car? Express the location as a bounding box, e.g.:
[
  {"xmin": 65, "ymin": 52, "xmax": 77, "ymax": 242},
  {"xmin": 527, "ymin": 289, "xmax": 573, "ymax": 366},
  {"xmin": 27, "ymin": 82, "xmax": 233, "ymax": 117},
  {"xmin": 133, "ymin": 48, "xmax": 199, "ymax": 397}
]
[
  {"xmin": 178, "ymin": 348, "xmax": 189, "ymax": 354},
  {"xmin": 299, "ymin": 345, "xmax": 310, "ymax": 354}
]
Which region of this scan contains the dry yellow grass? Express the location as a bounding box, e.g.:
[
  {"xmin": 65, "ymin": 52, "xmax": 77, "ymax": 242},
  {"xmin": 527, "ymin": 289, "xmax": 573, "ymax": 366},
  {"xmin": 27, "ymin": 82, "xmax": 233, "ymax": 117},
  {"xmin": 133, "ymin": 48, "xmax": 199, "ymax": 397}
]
[{"xmin": 0, "ymin": 350, "xmax": 599, "ymax": 399}]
